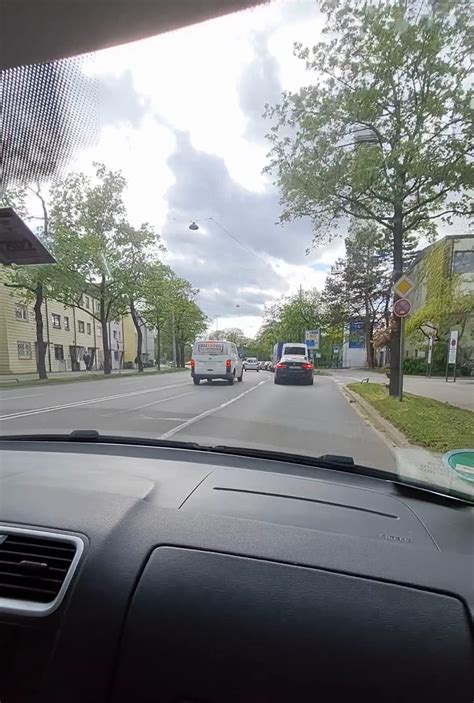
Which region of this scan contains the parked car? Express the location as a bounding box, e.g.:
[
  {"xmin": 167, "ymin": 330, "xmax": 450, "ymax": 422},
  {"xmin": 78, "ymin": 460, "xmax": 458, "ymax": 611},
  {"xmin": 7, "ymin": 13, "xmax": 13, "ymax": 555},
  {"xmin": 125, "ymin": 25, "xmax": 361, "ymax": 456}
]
[
  {"xmin": 274, "ymin": 354, "xmax": 314, "ymax": 385},
  {"xmin": 244, "ymin": 357, "xmax": 260, "ymax": 371}
]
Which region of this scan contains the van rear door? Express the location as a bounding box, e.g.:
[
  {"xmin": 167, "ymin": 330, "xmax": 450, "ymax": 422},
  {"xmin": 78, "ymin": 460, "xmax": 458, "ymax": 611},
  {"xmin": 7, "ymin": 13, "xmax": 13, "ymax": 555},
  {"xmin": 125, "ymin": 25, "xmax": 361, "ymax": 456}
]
[{"xmin": 193, "ymin": 341, "xmax": 227, "ymax": 376}]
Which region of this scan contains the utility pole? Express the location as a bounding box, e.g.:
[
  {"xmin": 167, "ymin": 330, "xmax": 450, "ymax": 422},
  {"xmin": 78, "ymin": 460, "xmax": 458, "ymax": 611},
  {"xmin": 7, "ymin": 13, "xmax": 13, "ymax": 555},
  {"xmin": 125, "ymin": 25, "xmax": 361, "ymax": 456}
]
[{"xmin": 171, "ymin": 310, "xmax": 177, "ymax": 367}]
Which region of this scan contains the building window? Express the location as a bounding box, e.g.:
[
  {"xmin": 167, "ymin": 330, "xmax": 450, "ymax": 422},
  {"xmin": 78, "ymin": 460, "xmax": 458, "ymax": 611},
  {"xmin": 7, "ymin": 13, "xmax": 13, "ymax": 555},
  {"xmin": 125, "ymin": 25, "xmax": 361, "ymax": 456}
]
[
  {"xmin": 51, "ymin": 313, "xmax": 61, "ymax": 329},
  {"xmin": 54, "ymin": 344, "xmax": 64, "ymax": 361},
  {"xmin": 96, "ymin": 301, "xmax": 101, "ymax": 313},
  {"xmin": 453, "ymin": 250, "xmax": 474, "ymax": 274},
  {"xmin": 15, "ymin": 304, "xmax": 28, "ymax": 321},
  {"xmin": 113, "ymin": 330, "xmax": 118, "ymax": 340},
  {"xmin": 17, "ymin": 341, "xmax": 32, "ymax": 359},
  {"xmin": 97, "ymin": 325, "xmax": 102, "ymax": 337},
  {"xmin": 78, "ymin": 320, "xmax": 85, "ymax": 333},
  {"xmin": 86, "ymin": 322, "xmax": 91, "ymax": 335},
  {"xmin": 114, "ymin": 351, "xmax": 119, "ymax": 361},
  {"xmin": 84, "ymin": 295, "xmax": 90, "ymax": 309},
  {"xmin": 64, "ymin": 316, "xmax": 70, "ymax": 331}
]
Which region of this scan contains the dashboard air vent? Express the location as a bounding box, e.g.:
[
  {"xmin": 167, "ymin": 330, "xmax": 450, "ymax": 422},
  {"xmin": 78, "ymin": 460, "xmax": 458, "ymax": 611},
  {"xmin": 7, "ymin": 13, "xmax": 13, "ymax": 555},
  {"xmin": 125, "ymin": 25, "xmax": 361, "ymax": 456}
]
[{"xmin": 0, "ymin": 527, "xmax": 83, "ymax": 615}]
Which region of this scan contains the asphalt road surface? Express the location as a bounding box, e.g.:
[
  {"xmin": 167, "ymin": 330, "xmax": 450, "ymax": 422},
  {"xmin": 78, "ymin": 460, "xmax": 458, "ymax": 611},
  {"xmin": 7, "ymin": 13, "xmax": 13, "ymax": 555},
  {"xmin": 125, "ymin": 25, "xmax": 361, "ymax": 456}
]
[{"xmin": 0, "ymin": 370, "xmax": 396, "ymax": 471}]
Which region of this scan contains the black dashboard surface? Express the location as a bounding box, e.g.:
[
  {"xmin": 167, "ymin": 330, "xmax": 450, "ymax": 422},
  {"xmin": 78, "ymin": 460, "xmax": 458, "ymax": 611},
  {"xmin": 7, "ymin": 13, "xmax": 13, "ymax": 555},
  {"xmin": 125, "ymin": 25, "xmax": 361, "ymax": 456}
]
[{"xmin": 0, "ymin": 440, "xmax": 473, "ymax": 702}]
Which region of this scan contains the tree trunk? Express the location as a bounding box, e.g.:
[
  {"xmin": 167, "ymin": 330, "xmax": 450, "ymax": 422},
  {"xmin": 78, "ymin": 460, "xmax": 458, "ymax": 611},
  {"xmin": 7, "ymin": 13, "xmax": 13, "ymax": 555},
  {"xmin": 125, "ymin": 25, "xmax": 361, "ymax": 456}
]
[
  {"xmin": 100, "ymin": 276, "xmax": 112, "ymax": 375},
  {"xmin": 389, "ymin": 210, "xmax": 403, "ymax": 397},
  {"xmin": 130, "ymin": 300, "xmax": 144, "ymax": 373},
  {"xmin": 156, "ymin": 321, "xmax": 161, "ymax": 371},
  {"xmin": 34, "ymin": 282, "xmax": 48, "ymax": 380}
]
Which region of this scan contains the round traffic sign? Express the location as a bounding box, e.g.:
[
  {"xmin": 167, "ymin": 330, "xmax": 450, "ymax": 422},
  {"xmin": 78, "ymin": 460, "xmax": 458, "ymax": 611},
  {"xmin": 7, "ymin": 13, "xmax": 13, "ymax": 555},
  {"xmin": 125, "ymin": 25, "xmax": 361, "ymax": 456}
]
[{"xmin": 393, "ymin": 298, "xmax": 411, "ymax": 318}]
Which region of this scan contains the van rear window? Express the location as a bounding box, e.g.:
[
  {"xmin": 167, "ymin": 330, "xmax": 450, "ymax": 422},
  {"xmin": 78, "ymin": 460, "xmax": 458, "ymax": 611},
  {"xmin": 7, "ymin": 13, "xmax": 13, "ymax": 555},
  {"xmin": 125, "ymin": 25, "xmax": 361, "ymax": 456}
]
[
  {"xmin": 284, "ymin": 346, "xmax": 306, "ymax": 356},
  {"xmin": 196, "ymin": 342, "xmax": 224, "ymax": 355}
]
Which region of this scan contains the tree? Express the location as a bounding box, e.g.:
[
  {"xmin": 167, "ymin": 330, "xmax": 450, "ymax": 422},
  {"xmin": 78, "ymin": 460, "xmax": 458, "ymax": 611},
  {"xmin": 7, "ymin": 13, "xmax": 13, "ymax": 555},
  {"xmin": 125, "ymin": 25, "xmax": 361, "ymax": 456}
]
[
  {"xmin": 406, "ymin": 240, "xmax": 474, "ymax": 365},
  {"xmin": 115, "ymin": 224, "xmax": 165, "ymax": 373},
  {"xmin": 265, "ymin": 0, "xmax": 472, "ymax": 396},
  {"xmin": 322, "ymin": 226, "xmax": 393, "ymax": 367},
  {"xmin": 1, "ymin": 185, "xmax": 61, "ymax": 379},
  {"xmin": 50, "ymin": 163, "xmax": 130, "ymax": 374},
  {"xmin": 171, "ymin": 284, "xmax": 208, "ymax": 367},
  {"xmin": 141, "ymin": 263, "xmax": 180, "ymax": 371}
]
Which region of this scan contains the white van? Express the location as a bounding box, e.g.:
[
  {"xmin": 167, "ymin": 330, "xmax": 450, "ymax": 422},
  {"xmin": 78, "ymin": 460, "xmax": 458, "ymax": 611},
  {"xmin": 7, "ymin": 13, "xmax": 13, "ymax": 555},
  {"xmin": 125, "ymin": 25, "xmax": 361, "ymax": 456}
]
[
  {"xmin": 191, "ymin": 340, "xmax": 244, "ymax": 385},
  {"xmin": 282, "ymin": 343, "xmax": 309, "ymax": 359}
]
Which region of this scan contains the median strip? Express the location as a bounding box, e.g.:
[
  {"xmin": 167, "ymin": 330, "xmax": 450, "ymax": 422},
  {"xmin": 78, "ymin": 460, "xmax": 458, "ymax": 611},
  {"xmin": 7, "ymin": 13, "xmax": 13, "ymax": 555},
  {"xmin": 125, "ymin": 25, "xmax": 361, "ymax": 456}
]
[{"xmin": 347, "ymin": 382, "xmax": 474, "ymax": 453}]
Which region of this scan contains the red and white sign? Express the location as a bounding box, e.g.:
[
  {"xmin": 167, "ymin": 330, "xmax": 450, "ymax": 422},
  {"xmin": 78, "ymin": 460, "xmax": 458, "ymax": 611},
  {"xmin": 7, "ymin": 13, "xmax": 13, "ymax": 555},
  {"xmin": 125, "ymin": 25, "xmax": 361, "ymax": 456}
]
[{"xmin": 393, "ymin": 298, "xmax": 412, "ymax": 318}]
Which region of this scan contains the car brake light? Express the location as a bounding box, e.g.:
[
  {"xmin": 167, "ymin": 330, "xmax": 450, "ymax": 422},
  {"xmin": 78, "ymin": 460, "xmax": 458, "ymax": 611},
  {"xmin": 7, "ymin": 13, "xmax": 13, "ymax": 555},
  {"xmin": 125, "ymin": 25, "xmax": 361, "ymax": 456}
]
[
  {"xmin": 276, "ymin": 362, "xmax": 285, "ymax": 368},
  {"xmin": 302, "ymin": 362, "xmax": 313, "ymax": 369},
  {"xmin": 226, "ymin": 359, "xmax": 232, "ymax": 369},
  {"xmin": 190, "ymin": 359, "xmax": 195, "ymax": 369}
]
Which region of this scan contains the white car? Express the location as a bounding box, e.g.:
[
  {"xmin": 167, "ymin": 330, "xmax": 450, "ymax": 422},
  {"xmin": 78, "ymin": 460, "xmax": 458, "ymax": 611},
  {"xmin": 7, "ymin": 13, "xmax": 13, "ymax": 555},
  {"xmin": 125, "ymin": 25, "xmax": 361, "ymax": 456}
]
[
  {"xmin": 244, "ymin": 357, "xmax": 260, "ymax": 371},
  {"xmin": 191, "ymin": 340, "xmax": 244, "ymax": 385}
]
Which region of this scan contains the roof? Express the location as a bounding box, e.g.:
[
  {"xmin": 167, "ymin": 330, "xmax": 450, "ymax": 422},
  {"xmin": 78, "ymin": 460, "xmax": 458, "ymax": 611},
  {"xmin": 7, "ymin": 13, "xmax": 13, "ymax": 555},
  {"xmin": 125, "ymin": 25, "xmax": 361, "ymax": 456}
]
[{"xmin": 0, "ymin": 0, "xmax": 265, "ymax": 70}]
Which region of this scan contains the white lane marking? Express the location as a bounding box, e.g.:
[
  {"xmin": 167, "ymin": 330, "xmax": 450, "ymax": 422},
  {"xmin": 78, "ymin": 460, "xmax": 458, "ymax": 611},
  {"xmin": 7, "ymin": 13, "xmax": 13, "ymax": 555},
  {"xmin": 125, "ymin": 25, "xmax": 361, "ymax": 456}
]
[
  {"xmin": 0, "ymin": 380, "xmax": 190, "ymax": 422},
  {"xmin": 160, "ymin": 379, "xmax": 267, "ymax": 440},
  {"xmin": 102, "ymin": 391, "xmax": 195, "ymax": 417},
  {"xmin": 140, "ymin": 416, "xmax": 188, "ymax": 421},
  {"xmin": 0, "ymin": 393, "xmax": 44, "ymax": 401}
]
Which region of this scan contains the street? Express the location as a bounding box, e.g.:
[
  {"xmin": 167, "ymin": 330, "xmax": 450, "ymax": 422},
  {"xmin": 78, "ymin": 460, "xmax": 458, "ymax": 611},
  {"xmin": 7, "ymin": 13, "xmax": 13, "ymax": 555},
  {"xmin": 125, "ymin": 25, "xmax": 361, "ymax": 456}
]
[{"xmin": 0, "ymin": 370, "xmax": 396, "ymax": 471}]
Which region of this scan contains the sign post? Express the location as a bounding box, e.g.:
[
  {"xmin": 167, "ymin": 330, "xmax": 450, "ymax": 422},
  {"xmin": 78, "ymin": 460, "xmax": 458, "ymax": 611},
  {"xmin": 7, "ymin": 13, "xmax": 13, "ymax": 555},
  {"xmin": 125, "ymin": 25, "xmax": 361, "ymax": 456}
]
[
  {"xmin": 427, "ymin": 336, "xmax": 433, "ymax": 379},
  {"xmin": 445, "ymin": 330, "xmax": 458, "ymax": 383},
  {"xmin": 392, "ymin": 297, "xmax": 412, "ymax": 402}
]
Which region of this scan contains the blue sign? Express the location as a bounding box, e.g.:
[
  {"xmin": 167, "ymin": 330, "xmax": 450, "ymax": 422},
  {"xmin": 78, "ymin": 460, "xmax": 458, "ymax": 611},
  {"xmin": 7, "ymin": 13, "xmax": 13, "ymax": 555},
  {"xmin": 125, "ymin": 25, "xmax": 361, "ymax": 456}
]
[
  {"xmin": 348, "ymin": 320, "xmax": 365, "ymax": 349},
  {"xmin": 306, "ymin": 339, "xmax": 316, "ymax": 348}
]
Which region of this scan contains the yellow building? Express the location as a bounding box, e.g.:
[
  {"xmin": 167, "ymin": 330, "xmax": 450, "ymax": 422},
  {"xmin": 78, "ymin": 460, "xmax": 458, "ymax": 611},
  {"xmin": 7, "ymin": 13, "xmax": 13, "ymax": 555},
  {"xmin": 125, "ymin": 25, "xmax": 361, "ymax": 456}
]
[
  {"xmin": 122, "ymin": 313, "xmax": 156, "ymax": 366},
  {"xmin": 0, "ymin": 277, "xmax": 104, "ymax": 375}
]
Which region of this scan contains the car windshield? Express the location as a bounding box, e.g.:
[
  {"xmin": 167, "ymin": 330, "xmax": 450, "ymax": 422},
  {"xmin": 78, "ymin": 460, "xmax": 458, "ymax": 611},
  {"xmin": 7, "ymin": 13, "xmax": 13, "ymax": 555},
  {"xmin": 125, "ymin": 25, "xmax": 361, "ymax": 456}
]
[
  {"xmin": 284, "ymin": 347, "xmax": 306, "ymax": 356},
  {"xmin": 0, "ymin": 0, "xmax": 473, "ymax": 503}
]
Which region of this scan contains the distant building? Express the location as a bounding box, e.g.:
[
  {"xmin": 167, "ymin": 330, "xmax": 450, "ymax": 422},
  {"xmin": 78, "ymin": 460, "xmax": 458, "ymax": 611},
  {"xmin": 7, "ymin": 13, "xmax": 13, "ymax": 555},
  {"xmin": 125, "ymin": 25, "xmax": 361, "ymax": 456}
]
[
  {"xmin": 405, "ymin": 234, "xmax": 474, "ymax": 364},
  {"xmin": 123, "ymin": 314, "xmax": 156, "ymax": 366}
]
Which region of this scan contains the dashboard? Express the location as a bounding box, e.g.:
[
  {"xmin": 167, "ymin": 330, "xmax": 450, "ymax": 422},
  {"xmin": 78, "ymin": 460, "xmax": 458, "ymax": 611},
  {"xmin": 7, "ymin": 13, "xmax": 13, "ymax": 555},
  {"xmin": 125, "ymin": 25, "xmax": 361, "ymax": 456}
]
[{"xmin": 0, "ymin": 438, "xmax": 473, "ymax": 702}]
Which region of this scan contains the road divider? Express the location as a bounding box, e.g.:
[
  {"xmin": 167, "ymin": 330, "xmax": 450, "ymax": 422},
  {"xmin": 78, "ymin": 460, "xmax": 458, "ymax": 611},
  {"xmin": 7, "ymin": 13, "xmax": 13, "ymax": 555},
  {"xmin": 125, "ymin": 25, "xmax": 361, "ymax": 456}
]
[{"xmin": 160, "ymin": 379, "xmax": 268, "ymax": 439}]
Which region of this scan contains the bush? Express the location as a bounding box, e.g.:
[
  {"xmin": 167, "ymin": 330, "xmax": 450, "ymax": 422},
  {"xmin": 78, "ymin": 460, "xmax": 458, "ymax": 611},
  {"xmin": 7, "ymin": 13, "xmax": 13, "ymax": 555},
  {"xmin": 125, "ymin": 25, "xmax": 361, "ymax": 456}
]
[{"xmin": 403, "ymin": 358, "xmax": 427, "ymax": 375}]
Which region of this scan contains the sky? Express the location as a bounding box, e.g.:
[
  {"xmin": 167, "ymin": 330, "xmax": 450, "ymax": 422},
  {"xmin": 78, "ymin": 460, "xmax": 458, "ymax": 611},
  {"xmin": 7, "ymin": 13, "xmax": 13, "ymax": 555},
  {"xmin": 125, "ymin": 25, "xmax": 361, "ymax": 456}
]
[{"xmin": 65, "ymin": 0, "xmax": 344, "ymax": 337}]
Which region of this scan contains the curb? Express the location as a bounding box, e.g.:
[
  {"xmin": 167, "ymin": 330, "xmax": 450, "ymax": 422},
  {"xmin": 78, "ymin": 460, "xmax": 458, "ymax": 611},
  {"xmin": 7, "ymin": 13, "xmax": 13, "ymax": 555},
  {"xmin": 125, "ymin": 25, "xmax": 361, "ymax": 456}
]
[{"xmin": 341, "ymin": 384, "xmax": 409, "ymax": 448}]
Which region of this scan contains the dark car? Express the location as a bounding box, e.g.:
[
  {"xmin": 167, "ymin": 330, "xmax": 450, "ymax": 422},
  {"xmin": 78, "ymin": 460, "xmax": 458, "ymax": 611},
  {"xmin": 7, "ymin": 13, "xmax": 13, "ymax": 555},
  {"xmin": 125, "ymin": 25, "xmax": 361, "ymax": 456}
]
[{"xmin": 274, "ymin": 354, "xmax": 314, "ymax": 385}]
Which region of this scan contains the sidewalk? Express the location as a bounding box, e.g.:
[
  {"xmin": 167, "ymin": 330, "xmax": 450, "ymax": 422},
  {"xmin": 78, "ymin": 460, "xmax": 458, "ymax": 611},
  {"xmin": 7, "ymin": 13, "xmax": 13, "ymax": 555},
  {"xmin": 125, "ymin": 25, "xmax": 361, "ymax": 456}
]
[{"xmin": 329, "ymin": 368, "xmax": 473, "ymax": 411}]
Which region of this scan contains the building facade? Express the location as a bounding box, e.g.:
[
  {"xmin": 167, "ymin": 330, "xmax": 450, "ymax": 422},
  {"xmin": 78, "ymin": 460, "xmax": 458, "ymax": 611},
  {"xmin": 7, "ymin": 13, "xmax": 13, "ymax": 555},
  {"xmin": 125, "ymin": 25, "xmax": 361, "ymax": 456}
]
[
  {"xmin": 0, "ymin": 278, "xmax": 103, "ymax": 374},
  {"xmin": 405, "ymin": 234, "xmax": 474, "ymax": 364},
  {"xmin": 123, "ymin": 314, "xmax": 156, "ymax": 366}
]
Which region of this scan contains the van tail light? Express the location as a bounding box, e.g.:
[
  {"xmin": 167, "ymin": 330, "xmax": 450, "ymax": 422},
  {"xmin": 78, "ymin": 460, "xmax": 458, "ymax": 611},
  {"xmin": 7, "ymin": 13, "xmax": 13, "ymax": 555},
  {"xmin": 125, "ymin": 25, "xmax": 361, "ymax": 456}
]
[
  {"xmin": 190, "ymin": 359, "xmax": 195, "ymax": 369},
  {"xmin": 302, "ymin": 362, "xmax": 313, "ymax": 369},
  {"xmin": 226, "ymin": 359, "xmax": 232, "ymax": 369}
]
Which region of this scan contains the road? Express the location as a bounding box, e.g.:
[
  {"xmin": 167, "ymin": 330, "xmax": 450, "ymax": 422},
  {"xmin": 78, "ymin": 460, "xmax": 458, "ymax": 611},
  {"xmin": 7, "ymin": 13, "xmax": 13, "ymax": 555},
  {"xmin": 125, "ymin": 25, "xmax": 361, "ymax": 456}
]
[{"xmin": 0, "ymin": 370, "xmax": 396, "ymax": 471}]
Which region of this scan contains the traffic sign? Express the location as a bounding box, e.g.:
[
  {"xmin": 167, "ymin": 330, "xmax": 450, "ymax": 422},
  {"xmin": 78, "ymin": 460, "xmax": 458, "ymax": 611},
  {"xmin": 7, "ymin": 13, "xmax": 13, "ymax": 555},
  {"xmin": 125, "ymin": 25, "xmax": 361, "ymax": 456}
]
[
  {"xmin": 448, "ymin": 330, "xmax": 459, "ymax": 364},
  {"xmin": 392, "ymin": 275, "xmax": 414, "ymax": 298},
  {"xmin": 393, "ymin": 298, "xmax": 412, "ymax": 318},
  {"xmin": 305, "ymin": 329, "xmax": 320, "ymax": 350}
]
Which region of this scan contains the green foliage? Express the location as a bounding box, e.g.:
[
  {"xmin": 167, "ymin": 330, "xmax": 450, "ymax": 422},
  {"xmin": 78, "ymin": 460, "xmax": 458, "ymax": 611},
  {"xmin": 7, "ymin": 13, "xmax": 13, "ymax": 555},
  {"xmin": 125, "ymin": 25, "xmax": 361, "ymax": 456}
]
[
  {"xmin": 406, "ymin": 240, "xmax": 474, "ymax": 349},
  {"xmin": 403, "ymin": 358, "xmax": 426, "ymax": 375},
  {"xmin": 348, "ymin": 382, "xmax": 474, "ymax": 453},
  {"xmin": 265, "ymin": 0, "xmax": 472, "ymax": 245}
]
